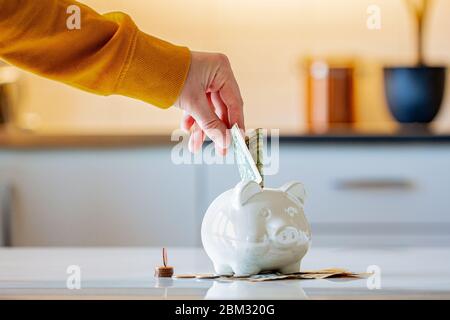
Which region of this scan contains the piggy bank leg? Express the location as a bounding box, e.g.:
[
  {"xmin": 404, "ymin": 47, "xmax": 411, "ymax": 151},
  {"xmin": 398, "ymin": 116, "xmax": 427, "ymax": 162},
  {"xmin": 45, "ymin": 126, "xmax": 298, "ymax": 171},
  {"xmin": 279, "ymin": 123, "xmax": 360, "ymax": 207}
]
[
  {"xmin": 279, "ymin": 261, "xmax": 301, "ymax": 274},
  {"xmin": 231, "ymin": 264, "xmax": 261, "ymax": 277},
  {"xmin": 213, "ymin": 263, "xmax": 233, "ymax": 276}
]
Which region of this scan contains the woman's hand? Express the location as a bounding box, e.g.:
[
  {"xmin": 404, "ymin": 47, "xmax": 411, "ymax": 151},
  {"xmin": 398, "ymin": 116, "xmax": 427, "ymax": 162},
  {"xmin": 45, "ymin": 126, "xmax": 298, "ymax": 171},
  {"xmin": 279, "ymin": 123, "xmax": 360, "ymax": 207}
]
[{"xmin": 175, "ymin": 51, "xmax": 244, "ymax": 154}]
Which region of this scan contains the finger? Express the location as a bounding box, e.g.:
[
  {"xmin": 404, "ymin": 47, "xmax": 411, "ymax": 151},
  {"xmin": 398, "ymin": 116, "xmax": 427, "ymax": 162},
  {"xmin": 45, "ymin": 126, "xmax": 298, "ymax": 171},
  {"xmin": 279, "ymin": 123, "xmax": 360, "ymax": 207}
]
[
  {"xmin": 210, "ymin": 92, "xmax": 229, "ymax": 155},
  {"xmin": 181, "ymin": 112, "xmax": 195, "ymax": 132},
  {"xmin": 219, "ymin": 76, "xmax": 245, "ymax": 131},
  {"xmin": 189, "ymin": 94, "xmax": 229, "ymax": 150},
  {"xmin": 188, "ymin": 122, "xmax": 205, "ymax": 154},
  {"xmin": 210, "ymin": 92, "xmax": 230, "ymax": 129}
]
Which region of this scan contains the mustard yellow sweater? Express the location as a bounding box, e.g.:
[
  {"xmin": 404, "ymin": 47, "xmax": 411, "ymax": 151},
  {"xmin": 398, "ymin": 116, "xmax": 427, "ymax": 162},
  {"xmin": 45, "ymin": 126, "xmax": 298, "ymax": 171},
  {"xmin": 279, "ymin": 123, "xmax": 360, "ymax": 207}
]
[{"xmin": 0, "ymin": 0, "xmax": 191, "ymax": 108}]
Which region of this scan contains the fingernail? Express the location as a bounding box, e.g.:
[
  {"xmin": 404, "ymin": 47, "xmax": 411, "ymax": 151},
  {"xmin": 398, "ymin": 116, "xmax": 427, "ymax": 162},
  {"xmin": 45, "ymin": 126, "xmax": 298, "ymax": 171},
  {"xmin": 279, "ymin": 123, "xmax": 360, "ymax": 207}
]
[{"xmin": 188, "ymin": 137, "xmax": 195, "ymax": 153}]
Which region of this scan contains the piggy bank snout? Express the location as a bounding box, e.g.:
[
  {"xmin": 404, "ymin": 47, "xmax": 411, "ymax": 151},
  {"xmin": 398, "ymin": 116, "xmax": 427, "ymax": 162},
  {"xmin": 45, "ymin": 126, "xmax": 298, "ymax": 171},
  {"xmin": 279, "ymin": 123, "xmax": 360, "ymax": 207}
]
[{"xmin": 275, "ymin": 226, "xmax": 299, "ymax": 246}]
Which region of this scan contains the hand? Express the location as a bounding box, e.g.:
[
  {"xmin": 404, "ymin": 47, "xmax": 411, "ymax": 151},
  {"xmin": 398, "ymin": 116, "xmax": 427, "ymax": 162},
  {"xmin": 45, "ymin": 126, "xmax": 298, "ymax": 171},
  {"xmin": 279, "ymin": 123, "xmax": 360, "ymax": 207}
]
[{"xmin": 175, "ymin": 51, "xmax": 244, "ymax": 154}]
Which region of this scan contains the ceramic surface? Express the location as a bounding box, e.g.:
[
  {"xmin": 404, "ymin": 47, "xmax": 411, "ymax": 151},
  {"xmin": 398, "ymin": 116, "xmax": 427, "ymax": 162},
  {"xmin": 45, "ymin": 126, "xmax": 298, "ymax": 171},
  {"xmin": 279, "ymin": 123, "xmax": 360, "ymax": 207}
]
[{"xmin": 201, "ymin": 180, "xmax": 311, "ymax": 276}]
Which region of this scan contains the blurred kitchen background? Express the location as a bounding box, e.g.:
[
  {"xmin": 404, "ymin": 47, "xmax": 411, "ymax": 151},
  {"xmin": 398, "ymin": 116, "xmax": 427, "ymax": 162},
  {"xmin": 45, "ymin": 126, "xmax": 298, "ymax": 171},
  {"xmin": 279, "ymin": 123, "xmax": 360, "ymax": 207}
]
[{"xmin": 0, "ymin": 0, "xmax": 450, "ymax": 248}]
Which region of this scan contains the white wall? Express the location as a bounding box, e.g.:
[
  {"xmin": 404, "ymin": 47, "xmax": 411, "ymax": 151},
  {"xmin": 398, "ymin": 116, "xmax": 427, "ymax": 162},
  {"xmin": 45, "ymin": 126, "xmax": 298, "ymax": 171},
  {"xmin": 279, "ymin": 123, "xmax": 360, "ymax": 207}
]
[{"xmin": 12, "ymin": 0, "xmax": 450, "ymax": 134}]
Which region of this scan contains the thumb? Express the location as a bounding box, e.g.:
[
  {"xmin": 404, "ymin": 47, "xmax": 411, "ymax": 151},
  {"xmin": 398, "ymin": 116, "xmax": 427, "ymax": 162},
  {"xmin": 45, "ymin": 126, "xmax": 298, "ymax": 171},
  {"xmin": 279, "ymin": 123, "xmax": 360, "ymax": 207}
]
[{"xmin": 189, "ymin": 94, "xmax": 229, "ymax": 149}]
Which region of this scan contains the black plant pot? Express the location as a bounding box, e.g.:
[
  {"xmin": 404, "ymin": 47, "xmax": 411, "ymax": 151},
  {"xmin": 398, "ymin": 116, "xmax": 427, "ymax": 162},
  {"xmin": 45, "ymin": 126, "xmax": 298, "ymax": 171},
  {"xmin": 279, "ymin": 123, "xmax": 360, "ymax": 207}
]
[{"xmin": 383, "ymin": 66, "xmax": 446, "ymax": 123}]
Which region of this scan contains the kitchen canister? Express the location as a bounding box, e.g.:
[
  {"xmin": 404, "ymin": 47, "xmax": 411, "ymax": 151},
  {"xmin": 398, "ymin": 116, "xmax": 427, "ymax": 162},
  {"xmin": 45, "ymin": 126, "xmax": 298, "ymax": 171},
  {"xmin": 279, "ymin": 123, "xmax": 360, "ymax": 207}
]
[{"xmin": 201, "ymin": 180, "xmax": 311, "ymax": 276}]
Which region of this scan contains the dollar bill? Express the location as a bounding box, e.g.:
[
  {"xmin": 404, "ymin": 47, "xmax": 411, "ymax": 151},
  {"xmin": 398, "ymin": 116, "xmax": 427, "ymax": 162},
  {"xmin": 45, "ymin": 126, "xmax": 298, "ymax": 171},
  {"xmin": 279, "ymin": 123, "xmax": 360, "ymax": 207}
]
[
  {"xmin": 175, "ymin": 269, "xmax": 369, "ymax": 282},
  {"xmin": 231, "ymin": 124, "xmax": 262, "ymax": 184},
  {"xmin": 217, "ymin": 269, "xmax": 369, "ymax": 282},
  {"xmin": 247, "ymin": 128, "xmax": 264, "ymax": 187}
]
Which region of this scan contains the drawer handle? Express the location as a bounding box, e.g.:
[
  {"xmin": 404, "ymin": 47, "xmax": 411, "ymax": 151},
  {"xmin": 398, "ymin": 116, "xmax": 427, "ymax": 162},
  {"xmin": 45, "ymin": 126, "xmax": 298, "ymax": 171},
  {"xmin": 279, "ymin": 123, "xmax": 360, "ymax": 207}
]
[
  {"xmin": 334, "ymin": 178, "xmax": 415, "ymax": 190},
  {"xmin": 0, "ymin": 184, "xmax": 12, "ymax": 247}
]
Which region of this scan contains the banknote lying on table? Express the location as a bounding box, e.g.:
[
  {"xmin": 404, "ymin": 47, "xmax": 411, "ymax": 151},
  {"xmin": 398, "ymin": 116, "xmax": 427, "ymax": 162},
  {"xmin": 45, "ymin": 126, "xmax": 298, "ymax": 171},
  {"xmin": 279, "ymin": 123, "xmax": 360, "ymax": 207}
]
[{"xmin": 174, "ymin": 268, "xmax": 371, "ymax": 282}]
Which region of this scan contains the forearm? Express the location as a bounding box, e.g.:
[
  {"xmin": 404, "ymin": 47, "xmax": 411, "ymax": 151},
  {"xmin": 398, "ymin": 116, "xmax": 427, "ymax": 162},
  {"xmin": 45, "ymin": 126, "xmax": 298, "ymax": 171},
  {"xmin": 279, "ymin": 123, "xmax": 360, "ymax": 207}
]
[{"xmin": 0, "ymin": 0, "xmax": 191, "ymax": 108}]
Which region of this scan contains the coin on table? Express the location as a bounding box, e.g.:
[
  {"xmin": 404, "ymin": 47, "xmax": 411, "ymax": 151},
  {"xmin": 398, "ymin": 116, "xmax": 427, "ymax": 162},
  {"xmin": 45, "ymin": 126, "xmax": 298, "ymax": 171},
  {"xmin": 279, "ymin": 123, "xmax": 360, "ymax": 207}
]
[{"xmin": 154, "ymin": 266, "xmax": 174, "ymax": 278}]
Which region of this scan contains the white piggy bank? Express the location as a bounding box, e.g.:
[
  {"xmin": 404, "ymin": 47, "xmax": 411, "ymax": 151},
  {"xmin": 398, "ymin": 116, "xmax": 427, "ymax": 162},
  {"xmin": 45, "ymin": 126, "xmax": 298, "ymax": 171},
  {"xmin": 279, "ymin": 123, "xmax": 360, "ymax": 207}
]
[{"xmin": 201, "ymin": 180, "xmax": 311, "ymax": 276}]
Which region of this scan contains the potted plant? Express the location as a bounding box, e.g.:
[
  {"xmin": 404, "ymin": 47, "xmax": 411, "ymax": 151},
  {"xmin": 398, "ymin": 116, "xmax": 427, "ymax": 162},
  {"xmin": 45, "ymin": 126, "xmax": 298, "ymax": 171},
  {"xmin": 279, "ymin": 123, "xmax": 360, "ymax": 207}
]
[{"xmin": 384, "ymin": 0, "xmax": 446, "ymax": 123}]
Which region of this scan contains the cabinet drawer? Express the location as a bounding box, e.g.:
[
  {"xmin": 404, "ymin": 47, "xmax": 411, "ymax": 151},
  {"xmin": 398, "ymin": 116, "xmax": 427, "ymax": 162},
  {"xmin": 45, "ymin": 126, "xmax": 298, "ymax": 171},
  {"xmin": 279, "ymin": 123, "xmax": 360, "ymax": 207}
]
[
  {"xmin": 267, "ymin": 144, "xmax": 450, "ymax": 223},
  {"xmin": 10, "ymin": 149, "xmax": 199, "ymax": 246}
]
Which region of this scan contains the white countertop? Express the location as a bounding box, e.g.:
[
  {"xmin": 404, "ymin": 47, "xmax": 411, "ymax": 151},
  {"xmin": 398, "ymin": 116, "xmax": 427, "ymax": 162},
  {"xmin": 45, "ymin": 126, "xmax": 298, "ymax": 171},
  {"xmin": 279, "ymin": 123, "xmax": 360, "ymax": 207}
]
[{"xmin": 1, "ymin": 246, "xmax": 449, "ymax": 299}]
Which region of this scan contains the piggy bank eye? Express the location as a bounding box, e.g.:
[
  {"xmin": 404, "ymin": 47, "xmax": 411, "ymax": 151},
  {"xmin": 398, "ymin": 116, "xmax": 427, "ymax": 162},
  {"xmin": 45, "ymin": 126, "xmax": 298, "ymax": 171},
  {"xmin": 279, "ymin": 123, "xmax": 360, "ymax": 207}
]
[
  {"xmin": 285, "ymin": 207, "xmax": 298, "ymax": 217},
  {"xmin": 260, "ymin": 208, "xmax": 272, "ymax": 219}
]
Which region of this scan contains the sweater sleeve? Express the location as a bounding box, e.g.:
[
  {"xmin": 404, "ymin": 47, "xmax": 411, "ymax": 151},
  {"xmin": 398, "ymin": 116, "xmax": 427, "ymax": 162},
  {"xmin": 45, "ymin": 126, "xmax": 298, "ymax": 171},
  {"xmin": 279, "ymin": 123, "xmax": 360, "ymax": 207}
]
[{"xmin": 0, "ymin": 0, "xmax": 191, "ymax": 108}]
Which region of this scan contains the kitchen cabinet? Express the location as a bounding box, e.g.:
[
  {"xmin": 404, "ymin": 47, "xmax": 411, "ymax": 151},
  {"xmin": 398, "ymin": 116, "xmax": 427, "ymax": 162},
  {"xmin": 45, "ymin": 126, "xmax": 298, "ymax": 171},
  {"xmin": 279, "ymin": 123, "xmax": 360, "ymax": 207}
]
[
  {"xmin": 202, "ymin": 143, "xmax": 450, "ymax": 246},
  {"xmin": 1, "ymin": 137, "xmax": 450, "ymax": 247},
  {"xmin": 6, "ymin": 148, "xmax": 199, "ymax": 246},
  {"xmin": 203, "ymin": 144, "xmax": 450, "ymax": 223},
  {"xmin": 273, "ymin": 144, "xmax": 450, "ymax": 223}
]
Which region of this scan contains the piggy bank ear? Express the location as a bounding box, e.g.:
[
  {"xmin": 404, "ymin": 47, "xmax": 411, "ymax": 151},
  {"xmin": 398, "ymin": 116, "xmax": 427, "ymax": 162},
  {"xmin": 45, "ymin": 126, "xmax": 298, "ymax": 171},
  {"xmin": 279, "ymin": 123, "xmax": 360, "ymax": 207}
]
[
  {"xmin": 233, "ymin": 180, "xmax": 262, "ymax": 208},
  {"xmin": 280, "ymin": 181, "xmax": 306, "ymax": 204}
]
